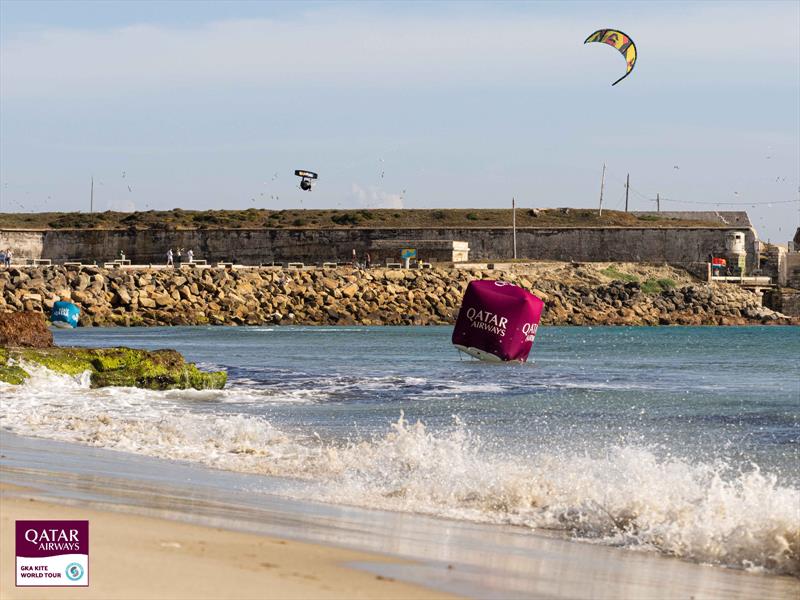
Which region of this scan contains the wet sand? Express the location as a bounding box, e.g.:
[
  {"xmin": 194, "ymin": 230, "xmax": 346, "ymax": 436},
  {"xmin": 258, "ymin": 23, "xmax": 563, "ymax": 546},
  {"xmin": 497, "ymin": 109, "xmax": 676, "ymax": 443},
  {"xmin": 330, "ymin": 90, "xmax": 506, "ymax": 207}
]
[
  {"xmin": 1, "ymin": 433, "xmax": 798, "ymax": 600},
  {"xmin": 0, "ymin": 486, "xmax": 456, "ymax": 600}
]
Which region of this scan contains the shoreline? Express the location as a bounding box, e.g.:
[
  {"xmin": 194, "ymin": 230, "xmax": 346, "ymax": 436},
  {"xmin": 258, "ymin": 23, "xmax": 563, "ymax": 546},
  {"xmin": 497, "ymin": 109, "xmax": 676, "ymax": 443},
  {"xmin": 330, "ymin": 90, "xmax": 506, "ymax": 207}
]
[
  {"xmin": 2, "ymin": 433, "xmax": 798, "ymax": 600},
  {"xmin": 0, "ymin": 485, "xmax": 457, "ymax": 600}
]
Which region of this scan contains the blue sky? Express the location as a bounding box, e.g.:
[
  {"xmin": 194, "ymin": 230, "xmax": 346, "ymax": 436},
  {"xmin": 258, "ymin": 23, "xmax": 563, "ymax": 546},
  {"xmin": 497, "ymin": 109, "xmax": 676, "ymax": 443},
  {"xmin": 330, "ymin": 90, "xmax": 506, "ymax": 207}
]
[{"xmin": 1, "ymin": 1, "xmax": 798, "ymax": 243}]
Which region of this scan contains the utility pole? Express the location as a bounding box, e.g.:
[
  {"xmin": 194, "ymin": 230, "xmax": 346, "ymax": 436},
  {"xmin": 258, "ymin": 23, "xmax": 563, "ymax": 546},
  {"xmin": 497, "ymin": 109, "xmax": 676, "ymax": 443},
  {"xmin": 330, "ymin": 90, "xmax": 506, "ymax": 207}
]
[
  {"xmin": 598, "ymin": 163, "xmax": 606, "ymax": 217},
  {"xmin": 625, "ymin": 173, "xmax": 630, "ymax": 212},
  {"xmin": 90, "ymin": 176, "xmax": 94, "ymax": 213},
  {"xmin": 656, "ymin": 193, "xmax": 660, "ymax": 213},
  {"xmin": 512, "ymin": 197, "xmax": 517, "ymax": 260}
]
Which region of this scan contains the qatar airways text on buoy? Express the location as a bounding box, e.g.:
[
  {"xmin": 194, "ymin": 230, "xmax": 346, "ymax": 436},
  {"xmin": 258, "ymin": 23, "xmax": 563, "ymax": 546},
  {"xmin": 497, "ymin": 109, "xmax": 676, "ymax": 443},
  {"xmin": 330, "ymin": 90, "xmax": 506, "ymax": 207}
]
[
  {"xmin": 50, "ymin": 300, "xmax": 80, "ymax": 329},
  {"xmin": 451, "ymin": 280, "xmax": 544, "ymax": 362}
]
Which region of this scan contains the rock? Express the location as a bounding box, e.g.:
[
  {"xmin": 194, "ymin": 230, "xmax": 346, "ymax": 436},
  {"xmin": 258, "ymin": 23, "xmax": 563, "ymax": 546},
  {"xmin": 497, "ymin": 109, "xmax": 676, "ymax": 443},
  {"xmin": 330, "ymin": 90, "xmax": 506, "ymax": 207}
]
[
  {"xmin": 341, "ymin": 283, "xmax": 359, "ymax": 298},
  {"xmin": 0, "ymin": 311, "xmax": 53, "ymax": 348},
  {"xmin": 384, "ymin": 270, "xmax": 406, "ymax": 282},
  {"xmin": 74, "ymin": 273, "xmax": 91, "ymax": 291},
  {"xmin": 153, "ymin": 293, "xmax": 173, "ymax": 307},
  {"xmin": 72, "ymin": 290, "xmax": 94, "ymax": 305},
  {"xmin": 0, "ymin": 265, "xmax": 789, "ymax": 328},
  {"xmin": 0, "ymin": 346, "xmax": 226, "ymax": 389},
  {"xmin": 113, "ymin": 287, "xmax": 132, "ymax": 306}
]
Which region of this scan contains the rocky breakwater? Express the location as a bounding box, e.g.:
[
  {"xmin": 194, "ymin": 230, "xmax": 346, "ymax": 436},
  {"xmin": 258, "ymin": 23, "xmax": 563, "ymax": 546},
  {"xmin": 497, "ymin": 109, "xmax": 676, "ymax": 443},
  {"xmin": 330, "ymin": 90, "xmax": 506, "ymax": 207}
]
[
  {"xmin": 0, "ymin": 265, "xmax": 794, "ymax": 327},
  {"xmin": 0, "ymin": 310, "xmax": 226, "ymax": 388}
]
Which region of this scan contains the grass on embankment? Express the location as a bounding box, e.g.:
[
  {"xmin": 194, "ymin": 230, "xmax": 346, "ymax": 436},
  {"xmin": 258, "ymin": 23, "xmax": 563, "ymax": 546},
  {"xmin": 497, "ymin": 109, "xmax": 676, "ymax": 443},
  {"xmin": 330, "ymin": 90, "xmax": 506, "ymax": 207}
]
[
  {"xmin": 600, "ymin": 266, "xmax": 677, "ymax": 293},
  {"xmin": 0, "ymin": 208, "xmax": 725, "ymax": 231}
]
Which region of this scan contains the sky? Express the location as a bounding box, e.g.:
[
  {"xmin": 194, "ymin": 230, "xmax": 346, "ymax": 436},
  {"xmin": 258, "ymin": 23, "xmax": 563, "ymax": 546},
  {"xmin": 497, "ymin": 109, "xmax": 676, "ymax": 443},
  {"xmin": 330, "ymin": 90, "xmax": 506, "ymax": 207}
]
[{"xmin": 1, "ymin": 0, "xmax": 798, "ymax": 243}]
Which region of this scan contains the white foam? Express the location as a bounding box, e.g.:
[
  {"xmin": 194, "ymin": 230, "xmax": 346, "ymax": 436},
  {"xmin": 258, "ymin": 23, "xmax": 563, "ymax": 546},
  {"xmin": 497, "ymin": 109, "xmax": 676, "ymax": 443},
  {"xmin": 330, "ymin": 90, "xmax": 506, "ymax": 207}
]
[
  {"xmin": 423, "ymin": 382, "xmax": 507, "ymax": 395},
  {"xmin": 1, "ymin": 366, "xmax": 797, "ymax": 576}
]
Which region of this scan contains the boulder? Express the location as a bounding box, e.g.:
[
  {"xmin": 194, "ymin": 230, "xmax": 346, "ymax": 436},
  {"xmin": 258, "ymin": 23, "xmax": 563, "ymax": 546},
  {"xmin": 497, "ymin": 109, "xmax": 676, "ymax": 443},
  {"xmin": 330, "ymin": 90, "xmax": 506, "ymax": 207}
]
[
  {"xmin": 0, "ymin": 346, "xmax": 226, "ymax": 389},
  {"xmin": 0, "ymin": 311, "xmax": 53, "ymax": 348}
]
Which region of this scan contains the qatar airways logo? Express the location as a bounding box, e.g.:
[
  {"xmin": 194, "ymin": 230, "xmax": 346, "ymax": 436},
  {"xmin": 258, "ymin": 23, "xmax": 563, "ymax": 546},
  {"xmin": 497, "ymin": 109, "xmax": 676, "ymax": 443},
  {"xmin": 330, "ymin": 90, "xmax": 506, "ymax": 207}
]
[
  {"xmin": 466, "ymin": 307, "xmax": 509, "ymax": 337},
  {"xmin": 16, "ymin": 520, "xmax": 89, "ymax": 587},
  {"xmin": 522, "ymin": 322, "xmax": 539, "ymax": 342},
  {"xmin": 464, "ymin": 307, "xmax": 539, "ymax": 342},
  {"xmin": 24, "ymin": 528, "xmax": 81, "ymax": 552}
]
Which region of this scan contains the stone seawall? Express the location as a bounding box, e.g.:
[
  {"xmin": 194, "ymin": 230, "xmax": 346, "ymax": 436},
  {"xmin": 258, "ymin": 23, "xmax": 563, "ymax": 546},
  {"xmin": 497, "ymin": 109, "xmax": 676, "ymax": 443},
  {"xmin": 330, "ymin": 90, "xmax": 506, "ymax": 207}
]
[
  {"xmin": 0, "ymin": 265, "xmax": 791, "ymax": 327},
  {"xmin": 764, "ymin": 288, "xmax": 800, "ymax": 317},
  {"xmin": 0, "ymin": 226, "xmax": 756, "ymax": 270}
]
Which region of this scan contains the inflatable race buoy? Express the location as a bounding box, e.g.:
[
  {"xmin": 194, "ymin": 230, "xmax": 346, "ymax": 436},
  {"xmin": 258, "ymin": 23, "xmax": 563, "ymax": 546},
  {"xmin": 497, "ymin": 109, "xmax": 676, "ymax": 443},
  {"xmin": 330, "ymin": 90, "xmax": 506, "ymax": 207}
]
[
  {"xmin": 50, "ymin": 300, "xmax": 80, "ymax": 329},
  {"xmin": 452, "ymin": 280, "xmax": 543, "ymax": 362}
]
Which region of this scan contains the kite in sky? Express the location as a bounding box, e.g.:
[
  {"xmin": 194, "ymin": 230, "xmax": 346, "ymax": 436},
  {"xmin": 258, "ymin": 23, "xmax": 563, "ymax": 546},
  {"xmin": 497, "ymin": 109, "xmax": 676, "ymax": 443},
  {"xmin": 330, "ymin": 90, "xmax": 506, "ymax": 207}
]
[{"xmin": 584, "ymin": 29, "xmax": 637, "ymax": 86}]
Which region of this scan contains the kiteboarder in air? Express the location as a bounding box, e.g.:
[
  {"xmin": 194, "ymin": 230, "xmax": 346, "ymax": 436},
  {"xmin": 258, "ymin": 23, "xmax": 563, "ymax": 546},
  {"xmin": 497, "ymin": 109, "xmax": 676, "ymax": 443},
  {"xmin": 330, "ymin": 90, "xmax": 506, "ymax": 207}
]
[{"xmin": 295, "ymin": 170, "xmax": 318, "ymax": 191}]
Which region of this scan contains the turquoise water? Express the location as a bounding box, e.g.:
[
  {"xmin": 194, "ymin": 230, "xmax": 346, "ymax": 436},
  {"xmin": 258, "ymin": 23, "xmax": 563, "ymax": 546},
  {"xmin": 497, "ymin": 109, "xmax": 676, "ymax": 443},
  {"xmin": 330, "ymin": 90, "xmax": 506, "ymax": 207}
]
[
  {"xmin": 3, "ymin": 325, "xmax": 799, "ymax": 574},
  {"xmin": 53, "ymin": 325, "xmax": 800, "ymax": 480}
]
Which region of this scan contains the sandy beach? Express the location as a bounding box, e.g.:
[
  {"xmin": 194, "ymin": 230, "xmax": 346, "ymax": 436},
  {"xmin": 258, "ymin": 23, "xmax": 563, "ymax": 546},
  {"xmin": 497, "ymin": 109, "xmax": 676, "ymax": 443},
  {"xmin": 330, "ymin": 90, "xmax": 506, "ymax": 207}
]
[
  {"xmin": 1, "ymin": 485, "xmax": 456, "ymax": 600},
  {"xmin": 2, "ymin": 431, "xmax": 798, "ymax": 600}
]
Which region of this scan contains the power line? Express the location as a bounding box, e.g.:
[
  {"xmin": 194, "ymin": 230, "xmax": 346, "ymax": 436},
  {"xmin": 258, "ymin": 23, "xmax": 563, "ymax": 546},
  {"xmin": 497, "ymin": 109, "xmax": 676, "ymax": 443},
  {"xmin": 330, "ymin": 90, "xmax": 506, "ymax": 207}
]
[
  {"xmin": 659, "ymin": 198, "xmax": 799, "ymax": 206},
  {"xmin": 603, "ymin": 166, "xmax": 799, "ymax": 208}
]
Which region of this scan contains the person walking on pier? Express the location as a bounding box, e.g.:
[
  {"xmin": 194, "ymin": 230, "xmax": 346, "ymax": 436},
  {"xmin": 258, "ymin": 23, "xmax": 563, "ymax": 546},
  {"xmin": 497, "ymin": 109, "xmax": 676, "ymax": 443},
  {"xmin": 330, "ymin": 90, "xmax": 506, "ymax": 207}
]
[
  {"xmin": 187, "ymin": 249, "xmax": 194, "ymax": 264},
  {"xmin": 5, "ymin": 248, "xmax": 12, "ymax": 267},
  {"xmin": 166, "ymin": 248, "xmax": 174, "ymax": 267}
]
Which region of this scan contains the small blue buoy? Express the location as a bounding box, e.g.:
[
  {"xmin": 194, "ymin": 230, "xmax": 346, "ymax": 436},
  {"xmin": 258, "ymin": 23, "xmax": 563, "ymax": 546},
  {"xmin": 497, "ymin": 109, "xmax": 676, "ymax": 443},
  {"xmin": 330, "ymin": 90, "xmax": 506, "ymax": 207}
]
[{"xmin": 50, "ymin": 301, "xmax": 80, "ymax": 329}]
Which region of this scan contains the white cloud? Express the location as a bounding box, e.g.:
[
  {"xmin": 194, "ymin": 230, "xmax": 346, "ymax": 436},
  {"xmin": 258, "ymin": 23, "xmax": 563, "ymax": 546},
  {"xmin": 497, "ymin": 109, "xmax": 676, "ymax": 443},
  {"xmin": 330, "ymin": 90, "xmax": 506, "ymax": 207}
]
[
  {"xmin": 106, "ymin": 197, "xmax": 136, "ymax": 212},
  {"xmin": 350, "ymin": 183, "xmax": 403, "ymax": 209},
  {"xmin": 1, "ymin": 3, "xmax": 797, "ymax": 99}
]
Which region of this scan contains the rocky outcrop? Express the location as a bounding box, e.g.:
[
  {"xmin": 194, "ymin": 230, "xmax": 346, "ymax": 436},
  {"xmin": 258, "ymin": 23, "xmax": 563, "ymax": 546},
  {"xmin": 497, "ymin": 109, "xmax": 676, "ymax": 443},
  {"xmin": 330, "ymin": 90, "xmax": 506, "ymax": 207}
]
[
  {"xmin": 0, "ymin": 346, "xmax": 227, "ymax": 389},
  {"xmin": 0, "ymin": 265, "xmax": 794, "ymax": 327},
  {"xmin": 0, "ymin": 310, "xmax": 53, "ymax": 348},
  {"xmin": 0, "ymin": 303, "xmax": 226, "ymax": 389}
]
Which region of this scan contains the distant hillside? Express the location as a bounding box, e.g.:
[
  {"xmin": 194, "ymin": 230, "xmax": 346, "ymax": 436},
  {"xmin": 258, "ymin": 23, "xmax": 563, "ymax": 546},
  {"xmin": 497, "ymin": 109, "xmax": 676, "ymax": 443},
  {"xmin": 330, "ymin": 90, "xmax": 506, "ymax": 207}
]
[{"xmin": 0, "ymin": 208, "xmax": 727, "ymax": 230}]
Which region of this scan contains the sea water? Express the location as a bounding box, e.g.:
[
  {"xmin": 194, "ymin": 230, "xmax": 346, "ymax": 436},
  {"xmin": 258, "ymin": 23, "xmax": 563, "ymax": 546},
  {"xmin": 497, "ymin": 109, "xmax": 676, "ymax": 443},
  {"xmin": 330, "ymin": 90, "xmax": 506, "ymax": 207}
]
[{"xmin": 1, "ymin": 326, "xmax": 798, "ymax": 575}]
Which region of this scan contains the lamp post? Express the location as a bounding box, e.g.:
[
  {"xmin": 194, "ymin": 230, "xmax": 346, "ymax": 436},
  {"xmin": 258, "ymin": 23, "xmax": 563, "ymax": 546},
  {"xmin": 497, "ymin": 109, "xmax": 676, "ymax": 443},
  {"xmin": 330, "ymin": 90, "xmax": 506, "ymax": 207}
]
[{"xmin": 512, "ymin": 197, "xmax": 517, "ymax": 260}]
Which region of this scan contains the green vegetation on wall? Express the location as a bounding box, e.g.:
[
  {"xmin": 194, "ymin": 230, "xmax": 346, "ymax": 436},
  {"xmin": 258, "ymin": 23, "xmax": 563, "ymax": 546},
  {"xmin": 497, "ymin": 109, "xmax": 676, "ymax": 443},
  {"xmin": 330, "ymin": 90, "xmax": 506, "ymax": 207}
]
[{"xmin": 0, "ymin": 208, "xmax": 726, "ymax": 231}]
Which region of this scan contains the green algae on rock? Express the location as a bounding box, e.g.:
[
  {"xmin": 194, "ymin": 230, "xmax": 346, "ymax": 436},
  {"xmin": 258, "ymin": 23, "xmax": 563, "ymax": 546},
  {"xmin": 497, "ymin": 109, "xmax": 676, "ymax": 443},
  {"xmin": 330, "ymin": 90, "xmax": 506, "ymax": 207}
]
[{"xmin": 0, "ymin": 346, "xmax": 226, "ymax": 390}]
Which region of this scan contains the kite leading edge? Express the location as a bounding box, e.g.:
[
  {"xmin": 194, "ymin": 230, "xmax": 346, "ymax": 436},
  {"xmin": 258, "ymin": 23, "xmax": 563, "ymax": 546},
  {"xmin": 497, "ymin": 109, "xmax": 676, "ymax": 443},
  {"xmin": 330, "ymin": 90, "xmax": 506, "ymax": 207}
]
[{"xmin": 584, "ymin": 29, "xmax": 637, "ymax": 86}]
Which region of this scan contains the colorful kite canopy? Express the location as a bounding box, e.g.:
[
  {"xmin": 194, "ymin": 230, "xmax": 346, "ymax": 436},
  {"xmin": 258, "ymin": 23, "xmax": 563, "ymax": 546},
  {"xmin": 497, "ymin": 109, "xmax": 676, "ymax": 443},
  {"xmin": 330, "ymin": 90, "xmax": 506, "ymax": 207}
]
[{"xmin": 584, "ymin": 29, "xmax": 637, "ymax": 86}]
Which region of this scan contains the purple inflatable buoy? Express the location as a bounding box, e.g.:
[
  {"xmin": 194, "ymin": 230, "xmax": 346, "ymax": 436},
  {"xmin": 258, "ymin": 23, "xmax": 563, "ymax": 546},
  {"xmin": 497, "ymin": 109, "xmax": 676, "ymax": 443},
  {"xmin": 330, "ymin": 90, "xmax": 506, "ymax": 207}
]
[{"xmin": 451, "ymin": 280, "xmax": 544, "ymax": 362}]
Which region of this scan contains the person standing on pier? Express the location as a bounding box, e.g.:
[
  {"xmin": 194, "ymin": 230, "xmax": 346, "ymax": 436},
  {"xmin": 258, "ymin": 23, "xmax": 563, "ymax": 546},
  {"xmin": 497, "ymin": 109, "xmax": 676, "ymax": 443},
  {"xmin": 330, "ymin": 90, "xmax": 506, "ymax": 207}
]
[{"xmin": 166, "ymin": 248, "xmax": 173, "ymax": 266}]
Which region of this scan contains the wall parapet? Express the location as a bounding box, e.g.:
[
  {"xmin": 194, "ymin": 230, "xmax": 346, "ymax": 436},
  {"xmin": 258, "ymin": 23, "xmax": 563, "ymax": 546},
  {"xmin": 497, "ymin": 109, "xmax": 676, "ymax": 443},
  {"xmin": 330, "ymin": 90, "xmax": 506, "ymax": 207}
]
[{"xmin": 0, "ymin": 226, "xmax": 757, "ymax": 272}]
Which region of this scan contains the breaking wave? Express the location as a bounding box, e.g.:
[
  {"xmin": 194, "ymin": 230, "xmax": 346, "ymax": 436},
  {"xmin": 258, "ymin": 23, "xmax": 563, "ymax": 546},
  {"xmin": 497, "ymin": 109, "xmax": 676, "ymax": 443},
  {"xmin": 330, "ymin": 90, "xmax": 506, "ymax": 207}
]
[{"xmin": 1, "ymin": 365, "xmax": 798, "ymax": 576}]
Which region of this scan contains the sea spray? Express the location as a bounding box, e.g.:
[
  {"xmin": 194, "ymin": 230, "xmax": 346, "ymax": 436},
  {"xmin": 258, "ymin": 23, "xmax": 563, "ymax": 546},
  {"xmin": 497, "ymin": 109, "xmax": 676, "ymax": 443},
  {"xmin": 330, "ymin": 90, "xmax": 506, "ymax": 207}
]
[{"xmin": 1, "ymin": 368, "xmax": 798, "ymax": 576}]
